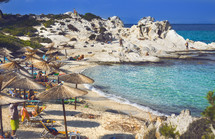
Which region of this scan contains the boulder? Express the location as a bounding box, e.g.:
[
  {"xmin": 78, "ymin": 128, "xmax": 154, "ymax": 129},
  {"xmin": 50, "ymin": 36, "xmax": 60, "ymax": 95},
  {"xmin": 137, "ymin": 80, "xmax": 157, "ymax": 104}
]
[
  {"xmin": 138, "ymin": 16, "xmax": 155, "ymax": 25},
  {"xmin": 166, "ymin": 109, "xmax": 197, "ymax": 135}
]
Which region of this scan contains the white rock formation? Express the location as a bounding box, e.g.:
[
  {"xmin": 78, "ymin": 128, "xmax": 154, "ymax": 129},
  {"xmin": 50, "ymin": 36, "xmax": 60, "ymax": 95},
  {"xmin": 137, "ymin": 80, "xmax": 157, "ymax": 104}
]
[
  {"xmin": 165, "ymin": 110, "xmax": 197, "ymax": 135},
  {"xmin": 32, "ymin": 14, "xmax": 215, "ymax": 63}
]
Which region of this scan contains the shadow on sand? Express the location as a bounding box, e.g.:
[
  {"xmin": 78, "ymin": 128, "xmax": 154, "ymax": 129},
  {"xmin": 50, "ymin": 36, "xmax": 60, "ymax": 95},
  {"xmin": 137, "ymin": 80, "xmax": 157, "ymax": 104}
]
[
  {"xmin": 100, "ymin": 133, "xmax": 135, "ymax": 139},
  {"xmin": 17, "ymin": 130, "xmax": 42, "ymax": 138},
  {"xmin": 66, "ymin": 120, "xmax": 100, "ymax": 128},
  {"xmin": 44, "ymin": 110, "xmax": 81, "ymax": 116}
]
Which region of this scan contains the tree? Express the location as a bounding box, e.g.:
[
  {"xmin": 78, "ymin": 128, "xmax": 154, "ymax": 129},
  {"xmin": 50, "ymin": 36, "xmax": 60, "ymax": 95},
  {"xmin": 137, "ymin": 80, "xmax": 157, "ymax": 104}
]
[
  {"xmin": 201, "ymin": 91, "xmax": 215, "ymax": 137},
  {"xmin": 0, "ymin": 0, "xmax": 11, "ymax": 19},
  {"xmin": 202, "ymin": 91, "xmax": 215, "ymax": 121}
]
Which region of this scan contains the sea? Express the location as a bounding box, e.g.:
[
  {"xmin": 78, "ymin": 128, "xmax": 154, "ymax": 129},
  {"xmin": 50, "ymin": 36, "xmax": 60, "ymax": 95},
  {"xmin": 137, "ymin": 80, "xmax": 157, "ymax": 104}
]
[{"xmin": 83, "ymin": 24, "xmax": 215, "ymax": 117}]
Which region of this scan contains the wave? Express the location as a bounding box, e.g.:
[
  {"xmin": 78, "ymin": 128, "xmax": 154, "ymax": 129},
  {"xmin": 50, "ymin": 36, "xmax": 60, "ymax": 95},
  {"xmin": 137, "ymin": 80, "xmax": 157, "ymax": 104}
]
[{"xmin": 84, "ymin": 84, "xmax": 168, "ymax": 117}]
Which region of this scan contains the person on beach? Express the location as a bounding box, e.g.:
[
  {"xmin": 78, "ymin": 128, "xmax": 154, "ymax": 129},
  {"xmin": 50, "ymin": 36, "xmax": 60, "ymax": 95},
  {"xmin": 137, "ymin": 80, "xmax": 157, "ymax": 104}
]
[
  {"xmin": 28, "ymin": 89, "xmax": 35, "ymax": 100},
  {"xmin": 185, "ymin": 41, "xmax": 189, "ymax": 50},
  {"xmin": 74, "ymin": 8, "xmax": 77, "ymax": 16},
  {"xmin": 36, "ymin": 71, "xmax": 43, "ymax": 81},
  {"xmin": 119, "ymin": 38, "xmax": 123, "ymax": 47},
  {"xmin": 9, "ymin": 103, "xmax": 19, "ymax": 138}
]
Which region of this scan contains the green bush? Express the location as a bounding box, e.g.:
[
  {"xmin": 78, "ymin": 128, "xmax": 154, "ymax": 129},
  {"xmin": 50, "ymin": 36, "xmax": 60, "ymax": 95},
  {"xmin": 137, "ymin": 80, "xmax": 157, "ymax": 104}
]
[
  {"xmin": 0, "ymin": 33, "xmax": 42, "ymax": 51},
  {"xmin": 43, "ymin": 19, "xmax": 55, "ymax": 28},
  {"xmin": 160, "ymin": 123, "xmax": 180, "ymax": 138},
  {"xmin": 202, "ymin": 91, "xmax": 215, "ymax": 121},
  {"xmin": 99, "ymin": 27, "xmax": 107, "ymax": 33},
  {"xmin": 81, "ymin": 13, "xmax": 101, "ymax": 21},
  {"xmin": 40, "ymin": 27, "xmax": 47, "ymax": 31},
  {"xmin": 67, "ymin": 24, "xmax": 79, "ymax": 32},
  {"xmin": 30, "ymin": 37, "xmax": 52, "ymax": 43}
]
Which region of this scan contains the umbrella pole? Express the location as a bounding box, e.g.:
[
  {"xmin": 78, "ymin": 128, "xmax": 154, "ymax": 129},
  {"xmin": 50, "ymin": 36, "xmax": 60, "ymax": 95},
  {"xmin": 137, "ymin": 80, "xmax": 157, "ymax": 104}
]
[
  {"xmin": 58, "ymin": 76, "xmax": 60, "ymax": 84},
  {"xmin": 0, "ymin": 106, "xmax": 3, "ymax": 136},
  {"xmin": 23, "ymin": 89, "xmax": 26, "ymax": 108},
  {"xmin": 3, "ymin": 56, "xmax": 5, "ymax": 63},
  {"xmin": 31, "ymin": 64, "xmax": 34, "ymax": 76},
  {"xmin": 65, "ymin": 49, "xmax": 67, "ymax": 58},
  {"xmin": 62, "ymin": 99, "xmax": 68, "ymax": 139},
  {"xmin": 75, "ymin": 84, "xmax": 78, "ymax": 110}
]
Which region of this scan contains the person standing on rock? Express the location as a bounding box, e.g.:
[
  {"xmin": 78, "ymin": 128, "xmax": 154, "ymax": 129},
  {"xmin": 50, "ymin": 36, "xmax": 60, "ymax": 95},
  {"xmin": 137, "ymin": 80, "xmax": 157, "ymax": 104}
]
[
  {"xmin": 185, "ymin": 41, "xmax": 189, "ymax": 50},
  {"xmin": 74, "ymin": 8, "xmax": 77, "ymax": 16},
  {"xmin": 119, "ymin": 38, "xmax": 123, "ymax": 47}
]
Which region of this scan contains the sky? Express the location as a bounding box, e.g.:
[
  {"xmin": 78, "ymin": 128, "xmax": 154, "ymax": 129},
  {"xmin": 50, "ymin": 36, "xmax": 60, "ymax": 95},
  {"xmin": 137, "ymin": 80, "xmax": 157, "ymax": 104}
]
[{"xmin": 0, "ymin": 0, "xmax": 215, "ymax": 24}]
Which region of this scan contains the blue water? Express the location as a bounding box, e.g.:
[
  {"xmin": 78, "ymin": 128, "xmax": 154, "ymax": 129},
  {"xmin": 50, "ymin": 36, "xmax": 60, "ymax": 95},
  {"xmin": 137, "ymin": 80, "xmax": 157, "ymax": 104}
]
[
  {"xmin": 125, "ymin": 24, "xmax": 215, "ymax": 44},
  {"xmin": 83, "ymin": 60, "xmax": 215, "ymax": 117}
]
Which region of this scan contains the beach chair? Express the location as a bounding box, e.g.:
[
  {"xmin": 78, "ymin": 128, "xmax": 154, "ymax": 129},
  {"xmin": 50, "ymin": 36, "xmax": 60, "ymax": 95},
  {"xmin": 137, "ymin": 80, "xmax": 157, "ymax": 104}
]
[
  {"xmin": 40, "ymin": 121, "xmax": 81, "ymax": 139},
  {"xmin": 20, "ymin": 107, "xmax": 54, "ymax": 127}
]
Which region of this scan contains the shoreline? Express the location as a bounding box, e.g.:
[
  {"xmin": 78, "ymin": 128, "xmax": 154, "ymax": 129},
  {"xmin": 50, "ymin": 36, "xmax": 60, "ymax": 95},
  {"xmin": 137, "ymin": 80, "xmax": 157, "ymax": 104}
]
[{"xmin": 67, "ymin": 61, "xmax": 161, "ymax": 120}]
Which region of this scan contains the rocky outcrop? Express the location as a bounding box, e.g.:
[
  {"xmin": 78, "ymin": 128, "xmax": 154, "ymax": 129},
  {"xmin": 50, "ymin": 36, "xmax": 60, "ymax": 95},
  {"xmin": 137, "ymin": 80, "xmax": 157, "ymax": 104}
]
[
  {"xmin": 137, "ymin": 16, "xmax": 171, "ymax": 41},
  {"xmin": 165, "ymin": 110, "xmax": 197, "ymax": 135}
]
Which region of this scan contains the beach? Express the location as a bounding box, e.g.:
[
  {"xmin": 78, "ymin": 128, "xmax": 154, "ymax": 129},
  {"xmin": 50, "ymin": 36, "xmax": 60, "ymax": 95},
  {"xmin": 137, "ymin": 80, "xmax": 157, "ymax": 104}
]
[{"xmin": 1, "ymin": 60, "xmax": 159, "ymax": 139}]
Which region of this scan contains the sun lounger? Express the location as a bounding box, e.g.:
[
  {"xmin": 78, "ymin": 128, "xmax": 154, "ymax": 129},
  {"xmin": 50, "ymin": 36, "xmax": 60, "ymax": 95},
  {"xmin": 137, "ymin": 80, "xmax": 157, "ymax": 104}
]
[
  {"xmin": 40, "ymin": 121, "xmax": 80, "ymax": 139},
  {"xmin": 20, "ymin": 107, "xmax": 54, "ymax": 127}
]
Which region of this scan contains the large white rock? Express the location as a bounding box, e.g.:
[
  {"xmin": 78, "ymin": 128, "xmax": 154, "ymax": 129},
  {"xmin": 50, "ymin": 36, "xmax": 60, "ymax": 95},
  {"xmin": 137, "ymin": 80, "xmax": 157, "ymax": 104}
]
[
  {"xmin": 166, "ymin": 110, "xmax": 197, "ymax": 135},
  {"xmin": 138, "ymin": 16, "xmax": 155, "ymax": 25}
]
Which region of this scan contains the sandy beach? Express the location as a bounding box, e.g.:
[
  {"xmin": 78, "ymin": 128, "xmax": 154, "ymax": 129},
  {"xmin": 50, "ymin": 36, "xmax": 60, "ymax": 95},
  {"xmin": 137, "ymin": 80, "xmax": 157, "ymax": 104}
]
[{"xmin": 1, "ymin": 60, "xmax": 159, "ymax": 139}]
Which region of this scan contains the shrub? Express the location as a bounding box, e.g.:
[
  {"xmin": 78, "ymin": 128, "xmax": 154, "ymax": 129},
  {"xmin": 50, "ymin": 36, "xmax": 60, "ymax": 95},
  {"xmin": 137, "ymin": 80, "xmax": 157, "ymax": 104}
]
[
  {"xmin": 89, "ymin": 34, "xmax": 96, "ymax": 40},
  {"xmin": 0, "ymin": 33, "xmax": 42, "ymax": 51},
  {"xmin": 60, "ymin": 22, "xmax": 65, "ymax": 25},
  {"xmin": 43, "ymin": 19, "xmax": 55, "ymax": 28},
  {"xmin": 81, "ymin": 13, "xmax": 101, "ymax": 21},
  {"xmin": 67, "ymin": 24, "xmax": 79, "ymax": 32},
  {"xmin": 99, "ymin": 27, "xmax": 107, "ymax": 33},
  {"xmin": 40, "ymin": 27, "xmax": 47, "ymax": 31},
  {"xmin": 160, "ymin": 123, "xmax": 180, "ymax": 138},
  {"xmin": 58, "ymin": 32, "xmax": 66, "ymax": 35},
  {"xmin": 70, "ymin": 38, "xmax": 77, "ymax": 41},
  {"xmin": 202, "ymin": 91, "xmax": 215, "ymax": 121},
  {"xmin": 30, "ymin": 37, "xmax": 52, "ymax": 43}
]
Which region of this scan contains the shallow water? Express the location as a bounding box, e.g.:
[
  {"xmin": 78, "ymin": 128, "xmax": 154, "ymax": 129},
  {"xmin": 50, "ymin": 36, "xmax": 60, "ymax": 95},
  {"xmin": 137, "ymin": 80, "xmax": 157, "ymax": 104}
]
[{"xmin": 83, "ymin": 60, "xmax": 215, "ymax": 116}]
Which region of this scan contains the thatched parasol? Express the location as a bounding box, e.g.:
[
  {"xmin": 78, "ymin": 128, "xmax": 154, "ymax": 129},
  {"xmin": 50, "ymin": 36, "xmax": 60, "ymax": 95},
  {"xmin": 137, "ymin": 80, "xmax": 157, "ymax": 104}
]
[
  {"xmin": 0, "ymin": 48, "xmax": 12, "ymax": 54},
  {"xmin": 26, "ymin": 48, "xmax": 44, "ymax": 54},
  {"xmin": 6, "ymin": 77, "xmax": 45, "ymax": 90},
  {"xmin": 6, "ymin": 77, "xmax": 45, "ymax": 107},
  {"xmin": 32, "ymin": 59, "xmax": 55, "ymax": 74},
  {"xmin": 37, "ymin": 84, "xmax": 88, "ymax": 139},
  {"xmin": 16, "ymin": 46, "xmax": 33, "ymax": 53},
  {"xmin": 0, "ymin": 48, "xmax": 13, "ymax": 63},
  {"xmin": 23, "ymin": 52, "xmax": 42, "ymax": 75},
  {"xmin": 2, "ymin": 71, "xmax": 33, "ymax": 83},
  {"xmin": 59, "ymin": 73, "xmax": 94, "ymax": 85},
  {"xmin": 59, "ymin": 73, "xmax": 94, "ymax": 109},
  {"xmin": 0, "ymin": 58, "xmax": 30, "ymax": 75}
]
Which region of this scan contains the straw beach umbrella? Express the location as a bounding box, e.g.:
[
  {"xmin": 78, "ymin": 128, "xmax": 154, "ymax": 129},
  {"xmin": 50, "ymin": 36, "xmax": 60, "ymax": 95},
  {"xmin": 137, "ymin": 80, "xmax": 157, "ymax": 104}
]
[
  {"xmin": 6, "ymin": 77, "xmax": 45, "ymax": 107},
  {"xmin": 0, "ymin": 48, "xmax": 13, "ymax": 63},
  {"xmin": 59, "ymin": 73, "xmax": 94, "ymax": 109},
  {"xmin": 32, "ymin": 59, "xmax": 55, "ymax": 74},
  {"xmin": 23, "ymin": 52, "xmax": 41, "ymax": 75},
  {"xmin": 0, "ymin": 58, "xmax": 30, "ymax": 75},
  {"xmin": 37, "ymin": 84, "xmax": 88, "ymax": 139}
]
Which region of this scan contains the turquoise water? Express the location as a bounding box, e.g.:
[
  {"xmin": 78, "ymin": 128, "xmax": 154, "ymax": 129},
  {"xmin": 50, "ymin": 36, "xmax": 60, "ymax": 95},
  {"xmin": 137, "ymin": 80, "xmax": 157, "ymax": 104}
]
[
  {"xmin": 176, "ymin": 31, "xmax": 215, "ymax": 44},
  {"xmin": 83, "ymin": 60, "xmax": 215, "ymax": 116}
]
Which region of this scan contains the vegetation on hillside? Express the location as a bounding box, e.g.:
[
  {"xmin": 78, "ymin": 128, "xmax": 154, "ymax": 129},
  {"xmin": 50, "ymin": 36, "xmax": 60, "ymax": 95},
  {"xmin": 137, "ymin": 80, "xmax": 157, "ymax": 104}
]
[
  {"xmin": 0, "ymin": 33, "xmax": 42, "ymax": 51},
  {"xmin": 0, "ymin": 14, "xmax": 40, "ymax": 37},
  {"xmin": 80, "ymin": 13, "xmax": 101, "ymax": 21}
]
